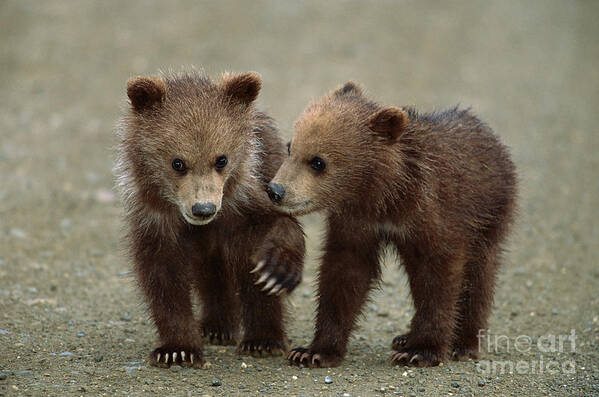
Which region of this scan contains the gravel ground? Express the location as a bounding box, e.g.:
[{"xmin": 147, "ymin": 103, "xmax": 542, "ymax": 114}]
[{"xmin": 1, "ymin": 1, "xmax": 598, "ymax": 396}]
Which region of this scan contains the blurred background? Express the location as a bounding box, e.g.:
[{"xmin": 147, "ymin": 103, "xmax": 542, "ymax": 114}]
[{"xmin": 1, "ymin": 1, "xmax": 597, "ymax": 395}]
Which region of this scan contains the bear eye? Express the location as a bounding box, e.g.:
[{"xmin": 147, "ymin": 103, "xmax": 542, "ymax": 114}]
[
  {"xmin": 286, "ymin": 141, "xmax": 291, "ymax": 155},
  {"xmin": 172, "ymin": 158, "xmax": 186, "ymax": 173},
  {"xmin": 215, "ymin": 155, "xmax": 228, "ymax": 169},
  {"xmin": 309, "ymin": 156, "xmax": 326, "ymax": 172}
]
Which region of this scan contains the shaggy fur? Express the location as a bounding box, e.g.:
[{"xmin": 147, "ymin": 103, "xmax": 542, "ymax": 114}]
[
  {"xmin": 269, "ymin": 82, "xmax": 517, "ymax": 367},
  {"xmin": 114, "ymin": 70, "xmax": 305, "ymax": 368}
]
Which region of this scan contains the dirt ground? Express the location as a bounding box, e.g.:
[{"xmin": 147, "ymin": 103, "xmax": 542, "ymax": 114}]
[{"xmin": 1, "ymin": 1, "xmax": 598, "ymax": 396}]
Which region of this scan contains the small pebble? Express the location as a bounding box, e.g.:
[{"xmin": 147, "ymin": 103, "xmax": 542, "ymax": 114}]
[
  {"xmin": 417, "ymin": 387, "xmax": 425, "ymax": 392},
  {"xmin": 124, "ymin": 366, "xmax": 139, "ymax": 374},
  {"xmin": 120, "ymin": 312, "xmax": 132, "ymax": 321},
  {"xmin": 451, "ymin": 381, "xmax": 460, "ymax": 388},
  {"xmin": 10, "ymin": 229, "xmax": 26, "ymax": 239},
  {"xmin": 324, "ymin": 375, "xmax": 333, "ymax": 384},
  {"xmin": 478, "ymin": 380, "xmax": 486, "ymax": 387},
  {"xmin": 169, "ymin": 365, "xmax": 181, "ymax": 372},
  {"xmin": 0, "ymin": 373, "xmax": 6, "ymax": 381},
  {"xmin": 211, "ymin": 378, "xmax": 222, "ymax": 387},
  {"xmin": 77, "ymin": 331, "xmax": 86, "ymax": 337}
]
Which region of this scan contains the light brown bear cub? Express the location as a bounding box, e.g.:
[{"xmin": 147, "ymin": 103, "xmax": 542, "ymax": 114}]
[
  {"xmin": 115, "ymin": 70, "xmax": 305, "ymax": 368},
  {"xmin": 267, "ymin": 82, "xmax": 517, "ymax": 367}
]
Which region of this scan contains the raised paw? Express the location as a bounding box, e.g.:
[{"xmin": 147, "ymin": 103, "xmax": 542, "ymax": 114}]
[
  {"xmin": 391, "ymin": 348, "xmax": 444, "ymax": 367},
  {"xmin": 237, "ymin": 339, "xmax": 288, "ymax": 357},
  {"xmin": 200, "ymin": 326, "xmax": 237, "ymax": 346},
  {"xmin": 149, "ymin": 346, "xmax": 204, "ymax": 369},
  {"xmin": 287, "ymin": 347, "xmax": 344, "ymax": 368},
  {"xmin": 251, "ymin": 250, "xmax": 302, "ymax": 296}
]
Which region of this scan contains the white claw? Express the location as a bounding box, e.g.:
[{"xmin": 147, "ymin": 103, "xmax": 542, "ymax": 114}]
[
  {"xmin": 250, "ymin": 260, "xmax": 266, "ymax": 274},
  {"xmin": 165, "ymin": 353, "xmax": 169, "ymax": 363},
  {"xmin": 254, "ymin": 272, "xmax": 270, "ymax": 285},
  {"xmin": 268, "ymin": 284, "xmax": 283, "ymax": 295},
  {"xmin": 172, "ymin": 352, "xmax": 177, "ymax": 362},
  {"xmin": 261, "ymin": 277, "xmax": 277, "ymax": 291},
  {"xmin": 156, "ymin": 353, "xmax": 161, "ymax": 363},
  {"xmin": 190, "ymin": 353, "xmax": 194, "ymax": 364},
  {"xmin": 276, "ymin": 288, "xmax": 286, "ymax": 296},
  {"xmin": 181, "ymin": 351, "xmax": 185, "ymax": 362}
]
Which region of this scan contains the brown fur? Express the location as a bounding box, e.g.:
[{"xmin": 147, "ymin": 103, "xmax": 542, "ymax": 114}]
[
  {"xmin": 114, "ymin": 70, "xmax": 305, "ymax": 368},
  {"xmin": 270, "ymin": 82, "xmax": 517, "ymax": 367}
]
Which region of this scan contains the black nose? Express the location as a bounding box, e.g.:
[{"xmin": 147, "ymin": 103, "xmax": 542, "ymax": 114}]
[
  {"xmin": 266, "ymin": 182, "xmax": 285, "ymax": 204},
  {"xmin": 191, "ymin": 202, "xmax": 217, "ymax": 217}
]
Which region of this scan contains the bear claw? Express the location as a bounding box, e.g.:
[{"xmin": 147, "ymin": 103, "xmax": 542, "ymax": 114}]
[
  {"xmin": 252, "ymin": 243, "xmax": 302, "ymax": 295},
  {"xmin": 237, "ymin": 339, "xmax": 287, "ymax": 357},
  {"xmin": 287, "ymin": 347, "xmax": 343, "ymax": 368},
  {"xmin": 391, "ymin": 349, "xmax": 442, "ymax": 367},
  {"xmin": 201, "ymin": 327, "xmax": 236, "ymax": 345},
  {"xmin": 150, "ymin": 347, "xmax": 203, "ymax": 368}
]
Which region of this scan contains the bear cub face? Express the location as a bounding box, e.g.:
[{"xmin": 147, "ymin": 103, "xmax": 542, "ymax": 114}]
[
  {"xmin": 124, "ymin": 72, "xmax": 262, "ymax": 225},
  {"xmin": 268, "ymin": 82, "xmax": 407, "ymax": 216}
]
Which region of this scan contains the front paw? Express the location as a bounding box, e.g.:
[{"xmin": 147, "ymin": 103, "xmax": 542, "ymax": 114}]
[
  {"xmin": 149, "ymin": 346, "xmax": 204, "ymax": 368},
  {"xmin": 251, "ymin": 244, "xmax": 302, "ymax": 295},
  {"xmin": 287, "ymin": 347, "xmax": 344, "ymax": 368},
  {"xmin": 237, "ymin": 339, "xmax": 288, "ymax": 357}
]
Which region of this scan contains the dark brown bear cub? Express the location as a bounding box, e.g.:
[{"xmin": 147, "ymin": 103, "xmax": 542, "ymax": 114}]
[
  {"xmin": 115, "ymin": 70, "xmax": 305, "ymax": 368},
  {"xmin": 267, "ymin": 82, "xmax": 517, "ymax": 367}
]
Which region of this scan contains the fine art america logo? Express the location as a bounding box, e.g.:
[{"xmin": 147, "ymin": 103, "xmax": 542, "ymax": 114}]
[{"xmin": 476, "ymin": 329, "xmax": 577, "ymax": 375}]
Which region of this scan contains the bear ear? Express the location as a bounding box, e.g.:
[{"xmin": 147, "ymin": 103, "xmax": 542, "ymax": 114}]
[
  {"xmin": 126, "ymin": 76, "xmax": 166, "ymax": 112},
  {"xmin": 221, "ymin": 72, "xmax": 262, "ymax": 106},
  {"xmin": 334, "ymin": 81, "xmax": 363, "ymax": 97},
  {"xmin": 367, "ymin": 106, "xmax": 407, "ymax": 141}
]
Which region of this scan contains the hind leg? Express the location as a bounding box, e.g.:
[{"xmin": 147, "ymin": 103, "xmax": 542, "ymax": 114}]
[
  {"xmin": 452, "ymin": 245, "xmax": 501, "ymax": 360},
  {"xmin": 194, "ymin": 256, "xmax": 240, "ymax": 346},
  {"xmin": 392, "ymin": 242, "xmax": 466, "ymax": 367}
]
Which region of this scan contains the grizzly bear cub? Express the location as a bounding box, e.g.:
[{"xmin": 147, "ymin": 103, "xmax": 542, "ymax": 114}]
[
  {"xmin": 267, "ymin": 82, "xmax": 517, "ymax": 367},
  {"xmin": 115, "ymin": 70, "xmax": 305, "ymax": 368}
]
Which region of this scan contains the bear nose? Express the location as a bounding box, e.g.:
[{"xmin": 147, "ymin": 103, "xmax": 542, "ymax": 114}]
[
  {"xmin": 191, "ymin": 202, "xmax": 217, "ymax": 217},
  {"xmin": 266, "ymin": 182, "xmax": 285, "ymax": 204}
]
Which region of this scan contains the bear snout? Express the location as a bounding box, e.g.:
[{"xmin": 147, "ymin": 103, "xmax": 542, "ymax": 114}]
[
  {"xmin": 266, "ymin": 182, "xmax": 285, "ymax": 204},
  {"xmin": 191, "ymin": 202, "xmax": 217, "ymax": 218}
]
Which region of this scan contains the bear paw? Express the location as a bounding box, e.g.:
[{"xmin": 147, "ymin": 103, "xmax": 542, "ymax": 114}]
[
  {"xmin": 391, "ymin": 347, "xmax": 444, "ymax": 367},
  {"xmin": 149, "ymin": 346, "xmax": 204, "ymax": 368},
  {"xmin": 200, "ymin": 326, "xmax": 237, "ymax": 346},
  {"xmin": 287, "ymin": 347, "xmax": 344, "ymax": 368},
  {"xmin": 391, "ymin": 334, "xmax": 409, "ymax": 351},
  {"xmin": 237, "ymin": 339, "xmax": 287, "ymax": 357},
  {"xmin": 451, "ymin": 345, "xmax": 480, "ymax": 361},
  {"xmin": 251, "ymin": 252, "xmax": 302, "ymax": 296}
]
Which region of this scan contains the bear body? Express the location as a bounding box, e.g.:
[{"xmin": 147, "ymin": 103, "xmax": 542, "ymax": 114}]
[
  {"xmin": 267, "ymin": 82, "xmax": 517, "ymax": 367},
  {"xmin": 115, "ymin": 71, "xmax": 305, "ymax": 367}
]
